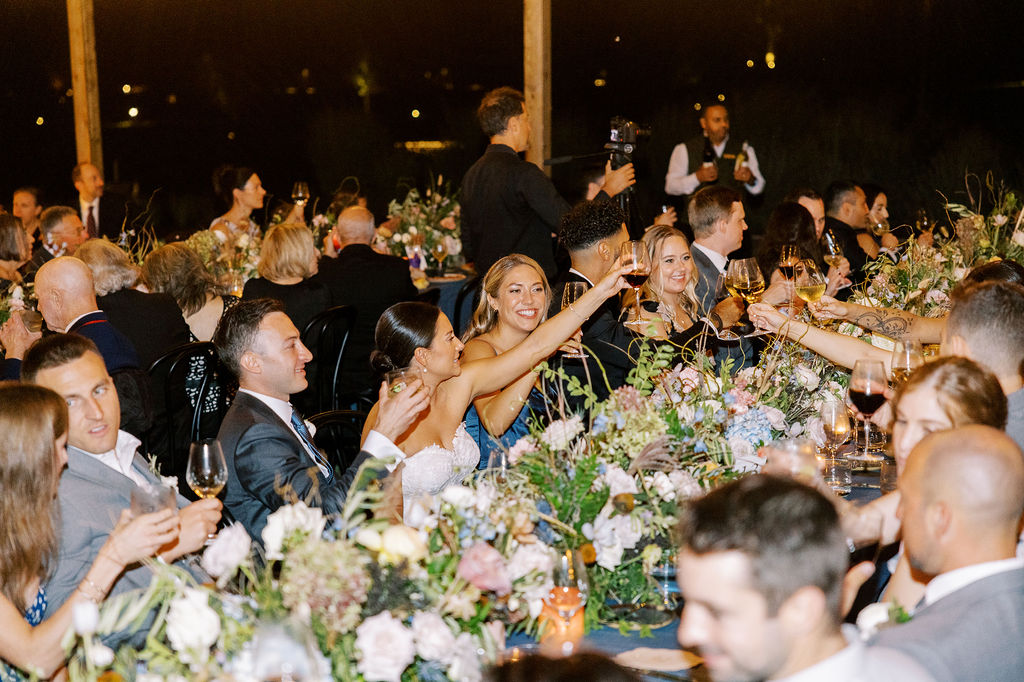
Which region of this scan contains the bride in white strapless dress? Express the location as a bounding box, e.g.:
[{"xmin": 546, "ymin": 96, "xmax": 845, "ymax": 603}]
[{"xmin": 362, "ymin": 254, "xmax": 631, "ymax": 519}]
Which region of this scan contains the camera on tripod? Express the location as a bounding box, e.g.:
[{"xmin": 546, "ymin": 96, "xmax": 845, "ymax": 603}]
[{"xmin": 605, "ymin": 117, "xmax": 651, "ymax": 170}]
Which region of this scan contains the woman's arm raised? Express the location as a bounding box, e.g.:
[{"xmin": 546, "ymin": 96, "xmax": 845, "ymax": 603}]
[{"xmin": 462, "ymin": 338, "xmax": 539, "ymax": 437}]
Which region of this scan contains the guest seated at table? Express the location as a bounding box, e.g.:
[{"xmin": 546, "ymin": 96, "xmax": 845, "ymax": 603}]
[
  {"xmin": 0, "ymin": 384, "xmax": 179, "ymax": 681},
  {"xmin": 210, "ymin": 165, "xmax": 265, "ymax": 240},
  {"xmin": 861, "ymin": 183, "xmax": 901, "ymax": 250},
  {"xmin": 142, "ymin": 242, "xmax": 239, "ymax": 342},
  {"xmin": 213, "ymin": 298, "xmax": 430, "ymax": 540},
  {"xmin": 624, "ymin": 224, "xmax": 738, "ymax": 355},
  {"xmin": 77, "ymin": 239, "xmax": 191, "ymax": 369},
  {"xmin": 11, "ymin": 187, "xmax": 42, "ymax": 244},
  {"xmin": 869, "ymin": 426, "xmax": 1024, "ymax": 681},
  {"xmin": 754, "ymin": 202, "xmax": 849, "ymax": 298},
  {"xmin": 362, "ymin": 260, "xmax": 630, "ymax": 514},
  {"xmin": 242, "ymin": 222, "xmax": 330, "ymax": 334},
  {"xmin": 24, "ymin": 206, "xmax": 88, "ymax": 281},
  {"xmin": 676, "ymin": 474, "xmax": 930, "ymax": 682},
  {"xmin": 0, "ymin": 214, "xmax": 30, "ymax": 291},
  {"xmin": 461, "ymin": 254, "xmax": 556, "ymax": 468},
  {"xmin": 822, "ymin": 181, "xmax": 875, "ymax": 286}
]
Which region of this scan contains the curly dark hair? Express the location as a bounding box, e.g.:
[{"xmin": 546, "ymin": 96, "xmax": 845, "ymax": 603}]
[
  {"xmin": 476, "ymin": 87, "xmax": 526, "ymax": 138},
  {"xmin": 558, "ymin": 199, "xmax": 626, "ymax": 252},
  {"xmin": 755, "ymin": 201, "xmax": 822, "ymax": 277}
]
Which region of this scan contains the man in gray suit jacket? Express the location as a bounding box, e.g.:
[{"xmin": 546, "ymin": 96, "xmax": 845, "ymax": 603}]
[
  {"xmin": 22, "ymin": 334, "xmax": 221, "ymax": 616},
  {"xmin": 870, "ymin": 425, "xmax": 1024, "ymax": 681},
  {"xmin": 214, "ymin": 298, "xmax": 428, "ymax": 542}
]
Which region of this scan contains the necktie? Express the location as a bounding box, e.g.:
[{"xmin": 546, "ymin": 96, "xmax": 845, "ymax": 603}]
[
  {"xmin": 86, "ymin": 204, "xmax": 97, "ymax": 238},
  {"xmin": 290, "ymin": 409, "xmax": 334, "ymax": 481}
]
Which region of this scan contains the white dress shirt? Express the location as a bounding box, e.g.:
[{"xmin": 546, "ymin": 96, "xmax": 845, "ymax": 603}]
[
  {"xmin": 80, "ymin": 197, "xmax": 100, "ymax": 230},
  {"xmin": 664, "ymin": 135, "xmax": 765, "ymax": 196},
  {"xmin": 923, "ymin": 556, "xmax": 1024, "ymax": 607},
  {"xmin": 692, "ymin": 242, "xmax": 729, "ymax": 275},
  {"xmin": 87, "ymin": 429, "xmax": 150, "ymax": 487},
  {"xmin": 568, "ymin": 267, "xmax": 595, "ymax": 286}
]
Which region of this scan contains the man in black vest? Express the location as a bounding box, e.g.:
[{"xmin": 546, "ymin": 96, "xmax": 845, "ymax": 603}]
[{"xmin": 664, "ymin": 104, "xmax": 765, "ymax": 201}]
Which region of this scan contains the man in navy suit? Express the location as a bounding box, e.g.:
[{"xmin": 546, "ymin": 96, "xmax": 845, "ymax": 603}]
[
  {"xmin": 870, "ymin": 425, "xmax": 1024, "ymax": 681},
  {"xmin": 214, "ymin": 298, "xmax": 428, "ymax": 541}
]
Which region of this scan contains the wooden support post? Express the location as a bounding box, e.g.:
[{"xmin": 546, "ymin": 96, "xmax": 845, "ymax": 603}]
[
  {"xmin": 67, "ymin": 0, "xmax": 103, "ymax": 171},
  {"xmin": 523, "ymin": 0, "xmax": 551, "ymax": 174}
]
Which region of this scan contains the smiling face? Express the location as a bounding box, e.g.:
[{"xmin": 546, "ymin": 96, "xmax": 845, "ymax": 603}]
[
  {"xmin": 419, "ymin": 313, "xmax": 464, "ymax": 380},
  {"xmin": 677, "ymin": 549, "xmax": 788, "ymax": 682},
  {"xmin": 33, "ymin": 351, "xmax": 120, "ymax": 455},
  {"xmin": 488, "ymin": 264, "xmax": 546, "ymax": 334},
  {"xmin": 248, "ymin": 311, "xmax": 313, "ymax": 400},
  {"xmin": 892, "ymin": 386, "xmax": 952, "ymax": 476},
  {"xmin": 651, "ymin": 235, "xmax": 695, "ymax": 296}
]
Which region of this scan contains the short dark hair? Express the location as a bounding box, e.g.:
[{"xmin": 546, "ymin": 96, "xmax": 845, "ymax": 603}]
[
  {"xmin": 477, "ymin": 87, "xmax": 526, "ymax": 138},
  {"xmin": 677, "ymin": 474, "xmax": 847, "ymax": 619},
  {"xmin": 21, "ymin": 334, "xmax": 101, "ymax": 384},
  {"xmin": 371, "ymin": 302, "xmax": 441, "ymax": 374},
  {"xmin": 558, "ymin": 200, "xmax": 626, "ymax": 252},
  {"xmin": 755, "ymin": 202, "xmax": 820, "ymax": 277},
  {"xmin": 860, "ymin": 183, "xmax": 886, "ymax": 210},
  {"xmin": 823, "ymin": 180, "xmax": 860, "ymax": 216},
  {"xmin": 947, "ymin": 281, "xmax": 1024, "ymax": 379},
  {"xmin": 687, "ymin": 186, "xmax": 742, "ymax": 239},
  {"xmin": 782, "ymin": 187, "xmax": 821, "ymax": 204},
  {"xmin": 212, "ymin": 298, "xmax": 286, "ymax": 377},
  {"xmin": 961, "ymin": 259, "xmax": 1024, "ymax": 288},
  {"xmin": 13, "ymin": 186, "xmax": 41, "ymax": 204},
  {"xmin": 39, "ymin": 206, "xmax": 78, "ymax": 237}
]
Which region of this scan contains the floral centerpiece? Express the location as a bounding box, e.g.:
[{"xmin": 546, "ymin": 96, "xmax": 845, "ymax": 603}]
[
  {"xmin": 377, "ymin": 176, "xmax": 462, "ymax": 271},
  {"xmin": 0, "ymin": 280, "xmax": 34, "ymax": 326},
  {"xmin": 945, "ymin": 174, "xmax": 1024, "ymax": 266},
  {"xmin": 185, "ymin": 226, "xmax": 262, "ymax": 294}
]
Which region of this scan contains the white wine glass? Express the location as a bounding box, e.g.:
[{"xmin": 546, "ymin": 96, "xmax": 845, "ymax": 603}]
[
  {"xmin": 561, "ymin": 282, "xmax": 589, "ymax": 359},
  {"xmin": 821, "ymin": 230, "xmax": 845, "ymax": 270},
  {"xmin": 291, "ymin": 181, "xmax": 310, "ymax": 207},
  {"xmin": 891, "ymin": 339, "xmax": 924, "ymax": 386},
  {"xmin": 794, "ymin": 259, "xmax": 827, "ymax": 304},
  {"xmin": 819, "ymin": 399, "xmax": 851, "ymax": 457},
  {"xmin": 777, "ymin": 244, "xmax": 802, "ymax": 280},
  {"xmin": 725, "ymin": 258, "xmax": 765, "ymax": 304},
  {"xmin": 186, "ymin": 439, "xmax": 228, "ymax": 541},
  {"xmin": 546, "ymin": 548, "xmax": 589, "ymax": 656},
  {"xmin": 620, "ymin": 241, "xmax": 651, "ymax": 329},
  {"xmin": 430, "ymin": 240, "xmax": 449, "ymax": 274}
]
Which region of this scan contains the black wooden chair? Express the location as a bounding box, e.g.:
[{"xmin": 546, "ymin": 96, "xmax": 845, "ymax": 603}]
[
  {"xmin": 453, "ymin": 274, "xmax": 482, "ymax": 336},
  {"xmin": 308, "ymin": 409, "xmax": 369, "ymax": 474},
  {"xmin": 415, "ymin": 287, "xmax": 441, "ymax": 306},
  {"xmin": 146, "ymin": 342, "xmax": 230, "ymax": 490},
  {"xmin": 299, "ymin": 305, "xmax": 357, "ymax": 413}
]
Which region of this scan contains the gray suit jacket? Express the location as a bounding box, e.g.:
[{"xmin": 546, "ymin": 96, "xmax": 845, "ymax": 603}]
[
  {"xmin": 870, "ymin": 567, "xmax": 1024, "ymax": 682},
  {"xmin": 691, "ymin": 245, "xmax": 755, "ymax": 371},
  {"xmin": 47, "ymin": 442, "xmax": 197, "ymax": 617}
]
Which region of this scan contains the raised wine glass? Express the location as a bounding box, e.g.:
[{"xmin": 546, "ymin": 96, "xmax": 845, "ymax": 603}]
[
  {"xmin": 186, "ymin": 438, "xmax": 228, "ymax": 541},
  {"xmin": 819, "ymin": 399, "xmax": 851, "ymax": 457},
  {"xmin": 821, "ymin": 230, "xmax": 845, "ymax": 270},
  {"xmin": 777, "ymin": 245, "xmax": 802, "ymax": 280},
  {"xmin": 291, "ymin": 181, "xmax": 310, "ymax": 207},
  {"xmin": 724, "ymin": 258, "xmax": 766, "ymax": 304},
  {"xmin": 891, "ymin": 339, "xmax": 924, "ymax": 386},
  {"xmin": 546, "ymin": 548, "xmax": 589, "ymax": 656},
  {"xmin": 560, "ymin": 282, "xmax": 590, "ymax": 359},
  {"xmin": 848, "ymin": 360, "xmax": 888, "ymax": 463},
  {"xmin": 620, "ymin": 241, "xmax": 651, "ymax": 329},
  {"xmin": 794, "ymin": 259, "xmax": 827, "ymax": 305}
]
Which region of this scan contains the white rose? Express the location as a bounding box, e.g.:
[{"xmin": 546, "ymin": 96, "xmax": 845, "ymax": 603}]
[
  {"xmin": 676, "ymin": 403, "xmax": 695, "ymax": 423},
  {"xmin": 473, "ymin": 480, "xmax": 497, "ymax": 515},
  {"xmin": 994, "ymin": 214, "xmax": 1009, "ymax": 226},
  {"xmin": 793, "ymin": 365, "xmax": 820, "ymax": 391},
  {"xmin": 355, "ymin": 612, "xmax": 416, "ymax": 682},
  {"xmin": 166, "ymin": 588, "xmax": 221, "ymax": 665},
  {"xmin": 355, "ymin": 528, "xmax": 383, "ymax": 551},
  {"xmin": 447, "ymin": 632, "xmax": 483, "ymax": 682},
  {"xmin": 262, "ymin": 502, "xmax": 326, "ymax": 560},
  {"xmin": 1013, "ymin": 231, "xmax": 1024, "ymax": 248},
  {"xmin": 595, "ymin": 539, "xmax": 624, "ymax": 571},
  {"xmin": 411, "ymin": 611, "xmax": 457, "ymax": 664},
  {"xmin": 856, "ymin": 602, "xmax": 893, "ymax": 640},
  {"xmin": 441, "ymin": 484, "xmax": 475, "ymax": 508},
  {"xmin": 729, "ymin": 437, "xmax": 763, "ymax": 472},
  {"xmin": 603, "ymin": 464, "xmax": 638, "ymax": 497},
  {"xmin": 444, "ymin": 235, "xmax": 462, "ymax": 256},
  {"xmin": 201, "ymin": 523, "xmax": 251, "ymax": 586},
  {"xmin": 380, "ymin": 524, "xmax": 428, "ymax": 564},
  {"xmin": 539, "ymin": 416, "xmax": 584, "ymax": 450},
  {"xmin": 73, "ymin": 601, "xmax": 99, "ymax": 636},
  {"xmin": 649, "ymin": 471, "xmax": 676, "ymax": 501},
  {"xmin": 443, "ymin": 588, "xmax": 479, "ymax": 620},
  {"xmin": 668, "ymin": 470, "xmax": 703, "ymax": 499},
  {"xmin": 507, "ymin": 543, "xmax": 554, "ymax": 582},
  {"xmin": 761, "ymin": 405, "xmax": 787, "ymax": 430},
  {"xmin": 85, "ymin": 642, "xmax": 115, "ymax": 667}
]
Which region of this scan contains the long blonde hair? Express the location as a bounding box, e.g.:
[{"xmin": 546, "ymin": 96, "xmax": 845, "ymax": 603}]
[
  {"xmin": 641, "ymin": 225, "xmax": 699, "ymax": 321},
  {"xmin": 462, "ymin": 254, "xmax": 551, "ymax": 342},
  {"xmin": 0, "ymin": 384, "xmax": 67, "ymax": 612}
]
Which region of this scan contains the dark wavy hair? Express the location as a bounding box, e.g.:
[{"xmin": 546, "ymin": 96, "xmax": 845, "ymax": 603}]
[
  {"xmin": 212, "ymin": 164, "xmax": 257, "ymax": 209},
  {"xmin": 476, "ymin": 87, "xmax": 526, "ymax": 138},
  {"xmin": 371, "ymin": 302, "xmax": 441, "ymax": 373},
  {"xmin": 755, "ymin": 201, "xmax": 822, "ymax": 277}
]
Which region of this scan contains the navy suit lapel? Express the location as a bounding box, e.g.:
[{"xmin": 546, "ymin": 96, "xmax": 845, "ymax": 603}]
[{"xmin": 235, "ymin": 391, "xmax": 306, "ymax": 449}]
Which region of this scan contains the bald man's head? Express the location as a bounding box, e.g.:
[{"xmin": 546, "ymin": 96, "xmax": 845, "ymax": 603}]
[
  {"xmin": 34, "ymin": 256, "xmax": 99, "ymax": 331},
  {"xmin": 899, "ymin": 425, "xmax": 1024, "ymax": 575},
  {"xmin": 334, "ymin": 206, "xmax": 375, "ymax": 246}
]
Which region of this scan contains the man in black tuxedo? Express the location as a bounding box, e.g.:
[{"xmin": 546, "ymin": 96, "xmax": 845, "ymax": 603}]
[
  {"xmin": 317, "ymin": 205, "xmax": 418, "ymax": 403},
  {"xmin": 214, "ymin": 298, "xmax": 428, "ymax": 541},
  {"xmin": 461, "ymin": 86, "xmax": 634, "ymax": 280},
  {"xmin": 73, "ymin": 162, "xmax": 133, "ymax": 240},
  {"xmin": 24, "ymin": 206, "xmax": 88, "ymax": 281}
]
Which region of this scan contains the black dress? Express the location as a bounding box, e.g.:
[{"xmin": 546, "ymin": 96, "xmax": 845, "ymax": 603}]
[{"xmin": 241, "ymin": 277, "xmax": 332, "ymax": 334}]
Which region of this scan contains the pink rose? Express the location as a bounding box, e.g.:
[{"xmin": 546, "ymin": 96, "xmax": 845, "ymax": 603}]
[
  {"xmin": 457, "ymin": 543, "xmax": 511, "ymax": 596},
  {"xmin": 679, "ymin": 367, "xmax": 702, "ymax": 393},
  {"xmin": 440, "ymin": 216, "xmax": 457, "ymax": 230}
]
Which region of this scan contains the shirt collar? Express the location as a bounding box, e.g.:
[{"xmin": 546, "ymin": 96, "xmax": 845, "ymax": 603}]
[
  {"xmin": 81, "ymin": 430, "xmax": 147, "ymax": 486},
  {"xmin": 568, "ymin": 267, "xmax": 595, "ymax": 286},
  {"xmin": 239, "ymin": 388, "xmax": 295, "ymax": 427},
  {"xmin": 693, "ymin": 242, "xmax": 729, "ymax": 274},
  {"xmin": 63, "ymin": 309, "xmax": 101, "ymax": 333},
  {"xmin": 924, "ymin": 557, "xmax": 1024, "ymax": 606}
]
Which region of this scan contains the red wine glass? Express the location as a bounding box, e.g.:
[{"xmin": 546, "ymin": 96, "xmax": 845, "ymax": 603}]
[
  {"xmin": 620, "ymin": 241, "xmax": 651, "ymax": 329},
  {"xmin": 848, "ymin": 359, "xmax": 887, "ymax": 462}
]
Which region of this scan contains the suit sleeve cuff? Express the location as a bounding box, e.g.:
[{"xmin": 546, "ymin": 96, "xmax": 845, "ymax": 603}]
[{"xmin": 363, "ymin": 430, "xmax": 408, "ymax": 473}]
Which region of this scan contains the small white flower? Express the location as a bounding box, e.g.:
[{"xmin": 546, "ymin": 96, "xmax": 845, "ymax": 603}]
[
  {"xmin": 603, "ymin": 464, "xmax": 638, "ymax": 497},
  {"xmin": 729, "ymin": 437, "xmax": 763, "ymax": 472},
  {"xmin": 411, "ymin": 611, "xmax": 457, "ymax": 664},
  {"xmin": 380, "ymin": 524, "xmax": 428, "ymax": 564},
  {"xmin": 355, "ymin": 527, "xmax": 383, "ymax": 551},
  {"xmin": 166, "ymin": 588, "xmax": 220, "ymax": 666},
  {"xmin": 72, "ymin": 601, "xmax": 99, "ymax": 636},
  {"xmin": 507, "ymin": 543, "xmax": 554, "ymax": 582},
  {"xmin": 994, "ymin": 214, "xmax": 1008, "ymax": 227},
  {"xmin": 236, "ymin": 233, "xmax": 251, "ymax": 248},
  {"xmin": 356, "ymin": 612, "xmax": 416, "ymax": 682},
  {"xmin": 1013, "ymin": 231, "xmax": 1024, "ymax": 248},
  {"xmin": 441, "ymin": 485, "xmax": 474, "ymax": 508},
  {"xmin": 539, "ymin": 416, "xmax": 584, "ymax": 450},
  {"xmin": 793, "ymin": 364, "xmax": 820, "ymax": 391},
  {"xmin": 648, "ymin": 471, "xmax": 676, "ymax": 501},
  {"xmin": 447, "ymin": 632, "xmax": 483, "ymax": 682},
  {"xmin": 262, "ymin": 502, "xmax": 326, "ymax": 560},
  {"xmin": 856, "ymin": 601, "xmax": 893, "ymax": 640},
  {"xmin": 85, "ymin": 642, "xmax": 115, "ymax": 667},
  {"xmin": 201, "ymin": 523, "xmax": 252, "ymax": 586}
]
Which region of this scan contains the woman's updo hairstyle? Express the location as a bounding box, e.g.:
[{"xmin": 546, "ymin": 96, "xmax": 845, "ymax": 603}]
[
  {"xmin": 371, "ymin": 301, "xmax": 441, "ymax": 373},
  {"xmin": 891, "ymin": 356, "xmax": 1007, "ymax": 431},
  {"xmin": 212, "ymin": 164, "xmax": 257, "ymax": 208}
]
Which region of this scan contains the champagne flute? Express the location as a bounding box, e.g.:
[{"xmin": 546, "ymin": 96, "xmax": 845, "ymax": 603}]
[
  {"xmin": 819, "ymin": 399, "xmax": 851, "ymax": 457},
  {"xmin": 848, "ymin": 360, "xmax": 888, "ymax": 463},
  {"xmin": 291, "ymin": 181, "xmax": 310, "ymax": 207},
  {"xmin": 794, "ymin": 259, "xmax": 827, "ymax": 304},
  {"xmin": 546, "ymin": 548, "xmax": 589, "ymax": 656},
  {"xmin": 821, "ymin": 230, "xmax": 845, "ymax": 270},
  {"xmin": 560, "ymin": 282, "xmax": 589, "ymax": 359},
  {"xmin": 186, "ymin": 439, "xmax": 228, "ymax": 541},
  {"xmin": 891, "ymin": 339, "xmax": 924, "ymax": 385},
  {"xmin": 620, "ymin": 241, "xmax": 651, "ymax": 329}
]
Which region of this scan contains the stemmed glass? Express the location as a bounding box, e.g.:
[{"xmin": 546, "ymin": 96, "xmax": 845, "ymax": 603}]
[
  {"xmin": 560, "ymin": 282, "xmax": 589, "ymax": 359},
  {"xmin": 430, "ymin": 240, "xmax": 449, "ymax": 274},
  {"xmin": 777, "ymin": 245, "xmax": 802, "ymax": 280},
  {"xmin": 821, "ymin": 230, "xmax": 844, "ymax": 270},
  {"xmin": 794, "ymin": 259, "xmax": 827, "ymax": 305},
  {"xmin": 891, "ymin": 339, "xmax": 924, "ymax": 386},
  {"xmin": 186, "ymin": 439, "xmax": 228, "ymax": 541},
  {"xmin": 546, "ymin": 548, "xmax": 589, "ymax": 656},
  {"xmin": 291, "ymin": 182, "xmax": 310, "ymax": 207},
  {"xmin": 819, "ymin": 399, "xmax": 851, "ymax": 457},
  {"xmin": 847, "ymin": 360, "xmax": 888, "ymax": 463},
  {"xmin": 725, "ymin": 258, "xmax": 766, "ymax": 336},
  {"xmin": 620, "ymin": 241, "xmax": 651, "ymax": 329}
]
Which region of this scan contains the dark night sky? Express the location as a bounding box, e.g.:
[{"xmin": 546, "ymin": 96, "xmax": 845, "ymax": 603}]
[{"xmin": 3, "ymin": 0, "xmax": 1024, "ymax": 232}]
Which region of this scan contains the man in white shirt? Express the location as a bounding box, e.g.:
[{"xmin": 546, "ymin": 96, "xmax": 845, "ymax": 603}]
[
  {"xmin": 22, "ymin": 334, "xmax": 222, "ymax": 618},
  {"xmin": 870, "ymin": 425, "xmax": 1024, "ymax": 682},
  {"xmin": 664, "ymin": 103, "xmax": 765, "ymax": 200},
  {"xmin": 676, "ymin": 474, "xmax": 931, "ymax": 682},
  {"xmin": 214, "ymin": 298, "xmax": 428, "ymax": 541}
]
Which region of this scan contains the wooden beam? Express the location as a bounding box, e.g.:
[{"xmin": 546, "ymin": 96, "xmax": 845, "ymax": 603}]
[
  {"xmin": 523, "ymin": 0, "xmax": 551, "ymax": 175},
  {"xmin": 67, "ymin": 0, "xmax": 103, "ymax": 171}
]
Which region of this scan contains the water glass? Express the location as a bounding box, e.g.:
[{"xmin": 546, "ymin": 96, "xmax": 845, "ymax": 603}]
[
  {"xmin": 762, "ymin": 437, "xmax": 820, "ymax": 484},
  {"xmin": 879, "ymin": 458, "xmax": 899, "ymax": 494},
  {"xmin": 560, "ymin": 282, "xmax": 590, "ymax": 359},
  {"xmin": 130, "ymin": 482, "xmax": 177, "ymax": 517},
  {"xmin": 822, "ymin": 456, "xmax": 852, "ymax": 495}
]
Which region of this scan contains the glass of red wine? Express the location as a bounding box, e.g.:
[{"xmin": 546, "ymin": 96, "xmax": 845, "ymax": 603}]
[
  {"xmin": 620, "ymin": 241, "xmax": 651, "ymax": 329},
  {"xmin": 847, "ymin": 359, "xmax": 888, "ymax": 462}
]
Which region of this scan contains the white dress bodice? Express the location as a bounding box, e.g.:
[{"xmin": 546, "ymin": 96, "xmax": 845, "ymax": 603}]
[{"xmin": 401, "ymin": 423, "xmax": 480, "ymax": 513}]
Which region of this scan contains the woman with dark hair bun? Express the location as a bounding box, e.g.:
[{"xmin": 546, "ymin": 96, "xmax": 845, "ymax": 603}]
[
  {"xmin": 755, "ymin": 202, "xmax": 849, "ymax": 298},
  {"xmin": 210, "ymin": 165, "xmax": 266, "ymax": 240},
  {"xmin": 363, "ymin": 261, "xmax": 632, "ymax": 514}
]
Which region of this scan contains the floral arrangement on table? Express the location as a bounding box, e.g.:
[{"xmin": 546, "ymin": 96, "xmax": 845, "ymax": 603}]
[
  {"xmin": 853, "ymin": 238, "xmax": 967, "ymax": 320},
  {"xmin": 115, "ymin": 225, "xmax": 163, "ymax": 266},
  {"xmin": 377, "ymin": 176, "xmax": 462, "ymax": 271},
  {"xmin": 185, "ymin": 226, "xmax": 262, "ymax": 293},
  {"xmin": 0, "ymin": 280, "xmax": 34, "ymax": 326},
  {"xmin": 945, "ymin": 174, "xmax": 1024, "ymax": 266}
]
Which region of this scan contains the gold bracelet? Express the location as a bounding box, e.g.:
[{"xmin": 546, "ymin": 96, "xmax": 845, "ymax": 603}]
[
  {"xmin": 567, "ymin": 301, "xmax": 588, "ymax": 323},
  {"xmin": 76, "ymin": 576, "xmax": 106, "ymax": 603}
]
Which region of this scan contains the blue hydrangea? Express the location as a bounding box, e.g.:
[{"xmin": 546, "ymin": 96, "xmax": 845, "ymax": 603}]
[
  {"xmin": 598, "ymin": 463, "xmax": 607, "ymax": 475},
  {"xmin": 592, "ymin": 413, "xmax": 609, "ymax": 435},
  {"xmin": 535, "ymin": 520, "xmax": 557, "ymax": 544},
  {"xmin": 714, "ymin": 409, "xmax": 728, "ymax": 424},
  {"xmin": 536, "ymin": 500, "xmax": 553, "ymax": 515},
  {"xmin": 614, "ymin": 411, "xmax": 626, "ymax": 429},
  {"xmin": 694, "ymin": 408, "xmax": 705, "ymax": 422},
  {"xmin": 725, "ymin": 407, "xmax": 773, "ymax": 447},
  {"xmin": 694, "ymin": 439, "xmax": 708, "ymax": 453},
  {"xmin": 723, "ymin": 393, "xmax": 736, "ymax": 406}
]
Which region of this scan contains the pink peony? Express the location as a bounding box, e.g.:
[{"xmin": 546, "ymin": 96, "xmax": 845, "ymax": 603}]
[
  {"xmin": 457, "ymin": 543, "xmax": 512, "ymax": 596},
  {"xmin": 679, "ymin": 367, "xmax": 702, "ymax": 393}
]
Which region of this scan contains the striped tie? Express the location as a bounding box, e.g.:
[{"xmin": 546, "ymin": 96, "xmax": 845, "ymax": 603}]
[{"xmin": 290, "ymin": 409, "xmax": 334, "ymax": 481}]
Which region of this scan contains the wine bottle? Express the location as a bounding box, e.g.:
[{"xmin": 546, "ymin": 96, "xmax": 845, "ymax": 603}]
[{"xmin": 702, "ymin": 137, "xmax": 715, "ymax": 167}]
